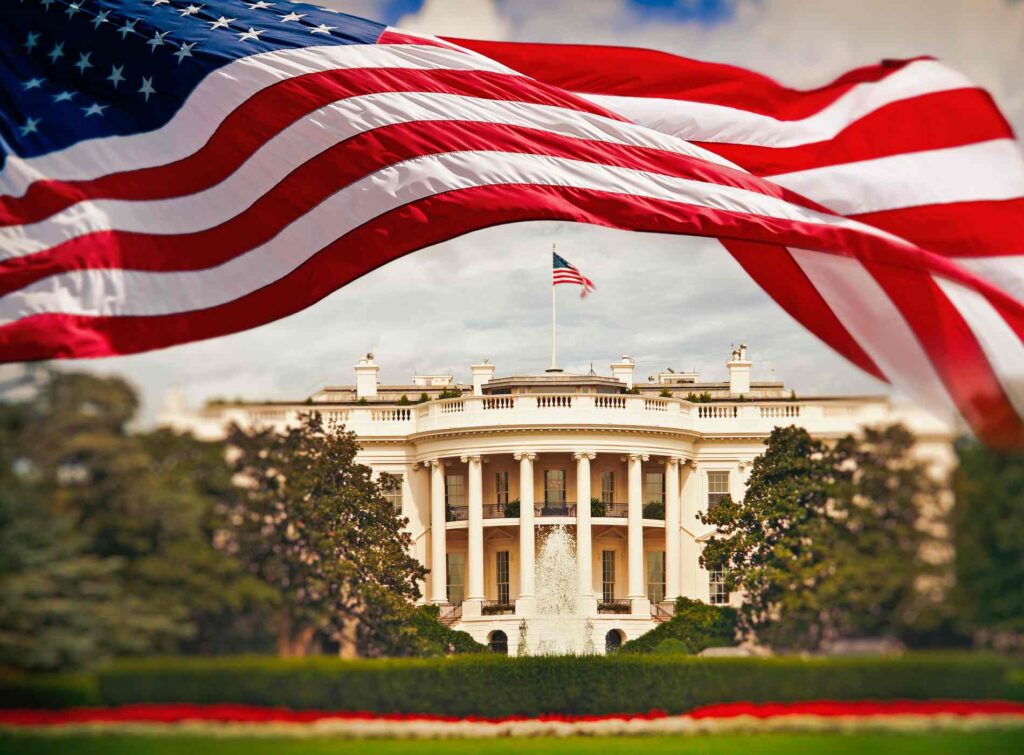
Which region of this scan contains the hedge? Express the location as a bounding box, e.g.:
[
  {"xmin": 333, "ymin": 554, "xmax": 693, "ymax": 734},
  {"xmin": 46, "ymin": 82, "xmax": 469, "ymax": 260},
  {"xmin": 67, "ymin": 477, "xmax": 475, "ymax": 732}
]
[
  {"xmin": 0, "ymin": 673, "xmax": 100, "ymax": 709},
  {"xmin": 81, "ymin": 654, "xmax": 1018, "ymax": 717}
]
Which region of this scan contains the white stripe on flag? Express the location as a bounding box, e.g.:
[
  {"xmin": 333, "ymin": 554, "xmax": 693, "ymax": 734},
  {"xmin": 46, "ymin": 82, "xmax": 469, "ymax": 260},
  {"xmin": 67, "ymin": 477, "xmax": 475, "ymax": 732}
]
[
  {"xmin": 769, "ymin": 139, "xmax": 1024, "ymax": 215},
  {"xmin": 934, "ymin": 276, "xmax": 1024, "ymax": 420},
  {"xmin": 789, "ymin": 248, "xmax": 961, "ymax": 422},
  {"xmin": 577, "ymin": 60, "xmax": 974, "ymax": 147}
]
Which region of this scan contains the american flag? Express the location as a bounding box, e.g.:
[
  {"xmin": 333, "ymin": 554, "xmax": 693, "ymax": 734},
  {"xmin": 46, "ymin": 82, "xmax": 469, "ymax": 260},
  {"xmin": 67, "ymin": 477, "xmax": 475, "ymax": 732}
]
[
  {"xmin": 0, "ymin": 2, "xmax": 1023, "ymax": 447},
  {"xmin": 552, "ymin": 251, "xmax": 594, "ymax": 298}
]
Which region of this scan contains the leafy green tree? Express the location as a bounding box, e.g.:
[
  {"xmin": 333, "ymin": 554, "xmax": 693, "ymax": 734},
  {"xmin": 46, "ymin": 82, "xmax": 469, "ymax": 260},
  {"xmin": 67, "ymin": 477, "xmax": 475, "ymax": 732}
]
[
  {"xmin": 700, "ymin": 425, "xmax": 940, "ymax": 650},
  {"xmin": 0, "ymin": 372, "xmax": 276, "ymax": 668},
  {"xmin": 223, "ymin": 413, "xmax": 427, "ymax": 657},
  {"xmin": 953, "ymin": 438, "xmax": 1024, "ymax": 647}
]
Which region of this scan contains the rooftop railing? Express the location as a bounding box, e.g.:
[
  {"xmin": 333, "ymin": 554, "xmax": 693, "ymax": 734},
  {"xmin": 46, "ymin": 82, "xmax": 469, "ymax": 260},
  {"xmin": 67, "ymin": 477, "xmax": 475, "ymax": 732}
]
[{"xmin": 187, "ymin": 392, "xmax": 912, "ymax": 444}]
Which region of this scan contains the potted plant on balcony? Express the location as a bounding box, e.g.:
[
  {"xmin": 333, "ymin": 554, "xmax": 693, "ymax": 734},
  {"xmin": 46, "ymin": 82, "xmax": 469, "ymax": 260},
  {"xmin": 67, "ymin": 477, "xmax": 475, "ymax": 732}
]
[
  {"xmin": 503, "ymin": 499, "xmax": 520, "ymax": 518},
  {"xmin": 643, "ymin": 500, "xmax": 665, "ymax": 519},
  {"xmin": 591, "ymin": 497, "xmax": 607, "ymax": 517}
]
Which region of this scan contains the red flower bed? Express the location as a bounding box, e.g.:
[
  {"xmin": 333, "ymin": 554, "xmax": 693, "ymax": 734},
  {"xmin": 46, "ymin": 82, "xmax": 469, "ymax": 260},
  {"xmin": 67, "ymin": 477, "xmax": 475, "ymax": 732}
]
[{"xmin": 2, "ymin": 700, "xmax": 1023, "ymax": 728}]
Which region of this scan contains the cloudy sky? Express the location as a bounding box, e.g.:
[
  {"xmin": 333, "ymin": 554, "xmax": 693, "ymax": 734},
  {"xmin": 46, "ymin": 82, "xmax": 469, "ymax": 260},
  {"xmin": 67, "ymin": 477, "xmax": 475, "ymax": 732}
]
[{"xmin": 47, "ymin": 0, "xmax": 1024, "ymax": 422}]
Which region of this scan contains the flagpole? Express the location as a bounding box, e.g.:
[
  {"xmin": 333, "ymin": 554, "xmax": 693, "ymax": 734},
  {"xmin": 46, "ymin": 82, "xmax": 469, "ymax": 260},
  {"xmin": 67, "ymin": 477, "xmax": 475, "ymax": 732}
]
[{"xmin": 550, "ymin": 243, "xmax": 558, "ymax": 372}]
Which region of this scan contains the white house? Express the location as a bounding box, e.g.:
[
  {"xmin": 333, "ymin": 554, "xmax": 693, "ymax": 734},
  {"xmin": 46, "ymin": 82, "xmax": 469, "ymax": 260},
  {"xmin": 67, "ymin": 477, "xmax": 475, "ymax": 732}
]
[{"xmin": 161, "ymin": 346, "xmax": 954, "ymax": 655}]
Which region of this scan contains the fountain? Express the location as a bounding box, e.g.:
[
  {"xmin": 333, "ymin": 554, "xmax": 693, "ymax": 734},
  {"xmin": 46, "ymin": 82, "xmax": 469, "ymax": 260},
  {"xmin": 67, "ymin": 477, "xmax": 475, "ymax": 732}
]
[{"xmin": 521, "ymin": 525, "xmax": 594, "ymax": 655}]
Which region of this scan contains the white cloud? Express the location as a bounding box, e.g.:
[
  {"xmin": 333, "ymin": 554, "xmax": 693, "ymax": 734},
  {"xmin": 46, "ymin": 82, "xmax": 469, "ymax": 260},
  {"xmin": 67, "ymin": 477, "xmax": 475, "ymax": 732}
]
[{"xmin": 395, "ymin": 0, "xmax": 510, "ymax": 39}]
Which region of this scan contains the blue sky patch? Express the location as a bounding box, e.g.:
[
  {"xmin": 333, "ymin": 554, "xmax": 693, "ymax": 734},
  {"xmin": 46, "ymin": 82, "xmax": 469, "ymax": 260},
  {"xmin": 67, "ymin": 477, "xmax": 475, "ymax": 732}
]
[{"xmin": 626, "ymin": 0, "xmax": 740, "ymax": 26}]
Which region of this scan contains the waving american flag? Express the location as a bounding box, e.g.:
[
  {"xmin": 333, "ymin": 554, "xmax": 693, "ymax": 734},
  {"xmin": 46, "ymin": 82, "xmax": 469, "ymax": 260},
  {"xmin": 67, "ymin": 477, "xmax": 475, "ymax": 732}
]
[
  {"xmin": 553, "ymin": 251, "xmax": 594, "ymax": 298},
  {"xmin": 1, "ymin": 1, "xmax": 1023, "ymax": 446}
]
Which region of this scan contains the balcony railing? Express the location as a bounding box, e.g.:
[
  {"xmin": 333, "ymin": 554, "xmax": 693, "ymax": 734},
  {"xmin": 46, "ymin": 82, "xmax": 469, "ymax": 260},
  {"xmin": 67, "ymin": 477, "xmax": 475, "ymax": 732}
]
[
  {"xmin": 438, "ymin": 604, "xmax": 462, "ymax": 626},
  {"xmin": 536, "ymin": 502, "xmax": 576, "ymax": 517},
  {"xmin": 597, "ymin": 599, "xmax": 632, "ymax": 614},
  {"xmin": 446, "ymin": 505, "xmax": 468, "ymax": 522},
  {"xmin": 591, "ymin": 501, "xmax": 628, "ymax": 518},
  {"xmin": 482, "ymin": 502, "xmax": 519, "ymax": 519},
  {"xmin": 481, "ymin": 600, "xmax": 515, "ymax": 616}
]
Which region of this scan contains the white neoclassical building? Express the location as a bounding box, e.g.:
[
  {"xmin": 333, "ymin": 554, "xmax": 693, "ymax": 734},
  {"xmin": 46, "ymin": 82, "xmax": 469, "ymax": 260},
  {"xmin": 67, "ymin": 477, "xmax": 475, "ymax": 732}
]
[{"xmin": 161, "ymin": 346, "xmax": 954, "ymax": 655}]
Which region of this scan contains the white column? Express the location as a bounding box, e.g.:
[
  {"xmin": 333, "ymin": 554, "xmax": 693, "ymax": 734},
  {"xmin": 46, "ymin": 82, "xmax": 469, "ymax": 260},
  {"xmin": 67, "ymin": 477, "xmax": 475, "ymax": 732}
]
[
  {"xmin": 428, "ymin": 459, "xmax": 447, "ymax": 604},
  {"xmin": 665, "ymin": 456, "xmax": 681, "ymax": 603},
  {"xmin": 515, "ymin": 452, "xmax": 536, "ymax": 614},
  {"xmin": 574, "ymin": 452, "xmax": 596, "ymax": 610},
  {"xmin": 679, "ymin": 460, "xmax": 702, "ymax": 599},
  {"xmin": 627, "ymin": 453, "xmax": 649, "ymax": 614},
  {"xmin": 463, "ymin": 455, "xmax": 484, "ymax": 614}
]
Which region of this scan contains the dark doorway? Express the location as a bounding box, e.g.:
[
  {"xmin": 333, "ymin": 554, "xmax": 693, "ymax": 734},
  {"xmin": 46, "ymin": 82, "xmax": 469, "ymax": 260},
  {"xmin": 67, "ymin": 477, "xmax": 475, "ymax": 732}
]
[
  {"xmin": 488, "ymin": 630, "xmax": 509, "ymax": 655},
  {"xmin": 605, "ymin": 629, "xmax": 624, "ymax": 654}
]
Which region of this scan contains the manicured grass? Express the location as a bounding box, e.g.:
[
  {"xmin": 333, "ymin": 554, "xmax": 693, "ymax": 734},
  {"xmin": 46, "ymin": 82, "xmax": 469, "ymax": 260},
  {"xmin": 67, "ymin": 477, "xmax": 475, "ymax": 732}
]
[{"xmin": 2, "ymin": 732, "xmax": 1023, "ymax": 755}]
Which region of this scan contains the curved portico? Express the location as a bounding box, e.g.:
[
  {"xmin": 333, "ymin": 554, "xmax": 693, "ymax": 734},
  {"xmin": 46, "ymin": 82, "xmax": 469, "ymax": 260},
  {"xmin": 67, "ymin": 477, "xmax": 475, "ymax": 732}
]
[{"xmin": 419, "ymin": 436, "xmax": 698, "ymax": 624}]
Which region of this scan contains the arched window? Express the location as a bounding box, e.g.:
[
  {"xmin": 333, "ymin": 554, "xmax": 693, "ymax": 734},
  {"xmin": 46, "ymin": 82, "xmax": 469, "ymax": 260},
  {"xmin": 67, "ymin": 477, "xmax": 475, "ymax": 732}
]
[
  {"xmin": 488, "ymin": 630, "xmax": 509, "ymax": 655},
  {"xmin": 605, "ymin": 629, "xmax": 624, "ymax": 654}
]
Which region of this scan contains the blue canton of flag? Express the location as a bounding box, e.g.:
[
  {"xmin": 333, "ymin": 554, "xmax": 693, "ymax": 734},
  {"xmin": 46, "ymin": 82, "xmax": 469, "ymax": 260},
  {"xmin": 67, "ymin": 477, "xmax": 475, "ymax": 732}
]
[{"xmin": 0, "ymin": 0, "xmax": 384, "ymax": 164}]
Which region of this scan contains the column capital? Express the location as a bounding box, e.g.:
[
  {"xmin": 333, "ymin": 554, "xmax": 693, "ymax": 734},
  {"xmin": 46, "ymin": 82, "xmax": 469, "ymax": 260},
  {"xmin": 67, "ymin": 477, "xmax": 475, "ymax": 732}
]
[
  {"xmin": 667, "ymin": 456, "xmax": 681, "ymax": 467},
  {"xmin": 573, "ymin": 451, "xmax": 596, "ymax": 461},
  {"xmin": 628, "ymin": 453, "xmax": 649, "ymax": 462},
  {"xmin": 513, "ymin": 451, "xmax": 537, "ymax": 461},
  {"xmin": 425, "ymin": 458, "xmax": 444, "ymax": 469},
  {"xmin": 460, "ymin": 454, "xmax": 481, "ymax": 464},
  {"xmin": 685, "ymin": 458, "xmax": 699, "ymax": 469}
]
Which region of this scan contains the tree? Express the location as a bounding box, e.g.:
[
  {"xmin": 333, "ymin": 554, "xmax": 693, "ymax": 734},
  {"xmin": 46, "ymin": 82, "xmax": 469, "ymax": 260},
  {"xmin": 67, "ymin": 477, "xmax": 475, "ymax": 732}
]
[
  {"xmin": 0, "ymin": 371, "xmax": 277, "ymax": 669},
  {"xmin": 952, "ymin": 438, "xmax": 1024, "ymax": 648},
  {"xmin": 700, "ymin": 425, "xmax": 940, "ymax": 650},
  {"xmin": 222, "ymin": 413, "xmax": 427, "ymax": 658}
]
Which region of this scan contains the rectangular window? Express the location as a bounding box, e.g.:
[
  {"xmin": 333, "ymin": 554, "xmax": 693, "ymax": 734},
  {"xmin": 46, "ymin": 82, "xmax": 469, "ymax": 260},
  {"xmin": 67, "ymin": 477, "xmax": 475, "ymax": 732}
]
[
  {"xmin": 646, "ymin": 550, "xmax": 666, "ymax": 604},
  {"xmin": 644, "ymin": 472, "xmax": 665, "ymax": 504},
  {"xmin": 380, "ymin": 472, "xmax": 403, "ymax": 515},
  {"xmin": 495, "ymin": 471, "xmax": 509, "ymax": 505},
  {"xmin": 447, "ymin": 552, "xmax": 465, "ymax": 606},
  {"xmin": 709, "ymin": 569, "xmax": 730, "ymax": 605},
  {"xmin": 544, "ymin": 469, "xmax": 566, "ymax": 504},
  {"xmin": 445, "ymin": 474, "xmax": 466, "ymax": 506},
  {"xmin": 600, "ymin": 471, "xmax": 615, "ymax": 504},
  {"xmin": 601, "ymin": 550, "xmax": 616, "ymax": 602},
  {"xmin": 496, "ymin": 550, "xmax": 510, "ymax": 604},
  {"xmin": 707, "ymin": 471, "xmax": 731, "ymax": 509}
]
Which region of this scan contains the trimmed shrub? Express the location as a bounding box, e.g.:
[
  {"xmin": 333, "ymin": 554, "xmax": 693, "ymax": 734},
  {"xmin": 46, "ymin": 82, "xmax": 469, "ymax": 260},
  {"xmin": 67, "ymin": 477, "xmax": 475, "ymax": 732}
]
[
  {"xmin": 621, "ymin": 597, "xmax": 737, "ymax": 654},
  {"xmin": 0, "ymin": 672, "xmax": 100, "ymax": 709},
  {"xmin": 653, "ymin": 639, "xmax": 689, "ymax": 655},
  {"xmin": 92, "ymin": 653, "xmax": 1017, "ymax": 716}
]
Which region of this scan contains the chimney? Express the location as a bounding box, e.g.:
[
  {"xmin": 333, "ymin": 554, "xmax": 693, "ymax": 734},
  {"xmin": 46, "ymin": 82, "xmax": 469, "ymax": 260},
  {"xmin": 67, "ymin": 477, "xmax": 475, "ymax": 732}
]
[
  {"xmin": 727, "ymin": 343, "xmax": 752, "ymax": 397},
  {"xmin": 470, "ymin": 361, "xmax": 496, "ymax": 396},
  {"xmin": 355, "ymin": 353, "xmax": 379, "ymax": 399},
  {"xmin": 611, "ymin": 355, "xmax": 636, "ymax": 389}
]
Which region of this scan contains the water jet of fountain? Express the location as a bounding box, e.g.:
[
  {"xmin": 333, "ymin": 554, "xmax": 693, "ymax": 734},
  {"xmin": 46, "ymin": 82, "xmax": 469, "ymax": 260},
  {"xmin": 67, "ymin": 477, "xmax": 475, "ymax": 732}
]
[{"xmin": 524, "ymin": 525, "xmax": 593, "ymax": 655}]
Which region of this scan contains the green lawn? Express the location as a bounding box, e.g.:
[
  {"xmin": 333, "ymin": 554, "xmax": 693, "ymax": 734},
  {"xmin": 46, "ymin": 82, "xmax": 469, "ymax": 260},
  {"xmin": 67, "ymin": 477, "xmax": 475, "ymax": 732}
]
[{"xmin": 2, "ymin": 732, "xmax": 1023, "ymax": 755}]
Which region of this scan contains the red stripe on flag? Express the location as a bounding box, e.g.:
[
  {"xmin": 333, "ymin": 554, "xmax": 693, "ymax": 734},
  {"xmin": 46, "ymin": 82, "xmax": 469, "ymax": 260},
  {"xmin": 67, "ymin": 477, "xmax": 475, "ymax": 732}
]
[
  {"xmin": 445, "ymin": 38, "xmax": 925, "ymax": 119},
  {"xmin": 698, "ymin": 89, "xmax": 1013, "ymax": 175}
]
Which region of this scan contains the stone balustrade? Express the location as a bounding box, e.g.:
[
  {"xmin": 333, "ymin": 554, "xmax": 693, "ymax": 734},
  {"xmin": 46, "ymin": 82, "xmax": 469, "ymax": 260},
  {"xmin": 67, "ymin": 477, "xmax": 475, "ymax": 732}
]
[{"xmin": 184, "ymin": 393, "xmax": 925, "ymax": 441}]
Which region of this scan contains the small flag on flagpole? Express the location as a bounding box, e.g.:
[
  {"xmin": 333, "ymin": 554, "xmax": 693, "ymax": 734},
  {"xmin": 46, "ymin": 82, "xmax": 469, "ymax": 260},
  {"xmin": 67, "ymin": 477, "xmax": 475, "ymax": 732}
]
[{"xmin": 552, "ymin": 251, "xmax": 596, "ymax": 298}]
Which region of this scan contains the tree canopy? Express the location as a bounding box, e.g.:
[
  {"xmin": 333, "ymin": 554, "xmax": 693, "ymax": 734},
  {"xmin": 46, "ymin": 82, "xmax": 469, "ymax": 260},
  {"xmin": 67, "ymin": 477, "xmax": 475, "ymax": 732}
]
[
  {"xmin": 952, "ymin": 438, "xmax": 1024, "ymax": 646},
  {"xmin": 699, "ymin": 425, "xmax": 943, "ymax": 650},
  {"xmin": 223, "ymin": 412, "xmax": 428, "ymax": 658}
]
